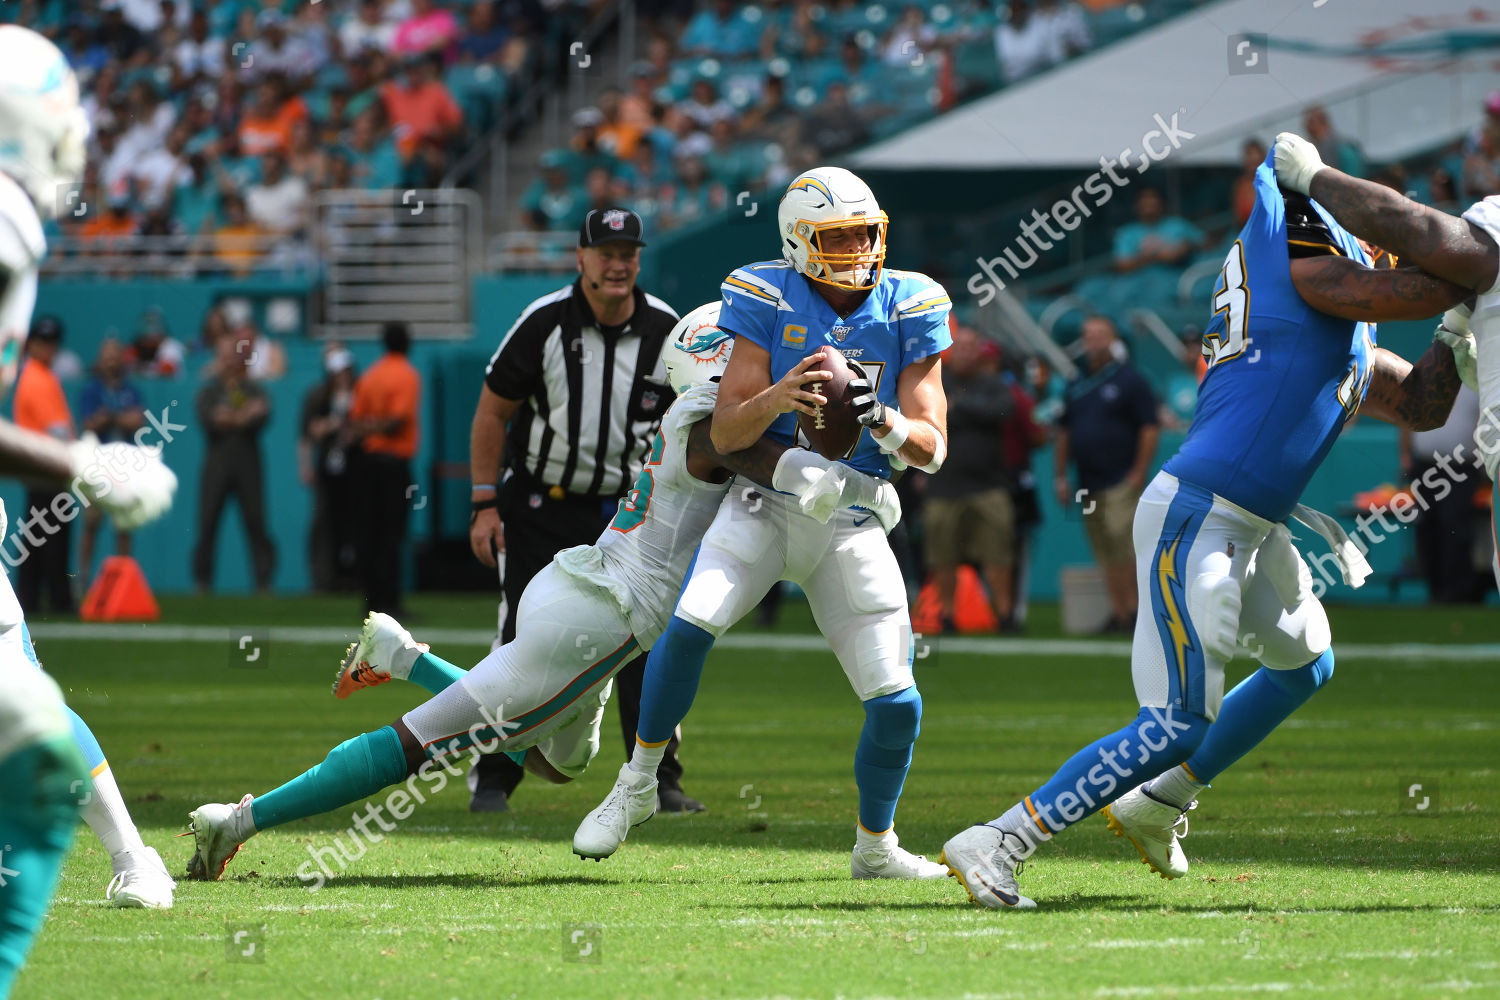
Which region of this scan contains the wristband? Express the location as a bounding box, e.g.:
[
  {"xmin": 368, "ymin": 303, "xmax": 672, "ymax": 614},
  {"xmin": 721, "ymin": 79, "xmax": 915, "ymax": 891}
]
[
  {"xmin": 875, "ymin": 410, "xmax": 910, "ymax": 454},
  {"xmin": 471, "ymin": 483, "xmax": 497, "ymax": 493}
]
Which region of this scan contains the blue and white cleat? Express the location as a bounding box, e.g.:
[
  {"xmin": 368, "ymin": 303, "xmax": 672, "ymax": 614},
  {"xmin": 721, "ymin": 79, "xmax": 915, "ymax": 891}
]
[
  {"xmin": 939, "ymin": 825, "xmax": 1037, "ymax": 909},
  {"xmin": 1103, "ymin": 786, "xmax": 1194, "ymax": 879}
]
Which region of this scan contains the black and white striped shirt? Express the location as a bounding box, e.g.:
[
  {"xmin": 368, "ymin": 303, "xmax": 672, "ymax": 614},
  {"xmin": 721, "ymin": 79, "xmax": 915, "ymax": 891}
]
[{"xmin": 485, "ymin": 280, "xmax": 678, "ymax": 497}]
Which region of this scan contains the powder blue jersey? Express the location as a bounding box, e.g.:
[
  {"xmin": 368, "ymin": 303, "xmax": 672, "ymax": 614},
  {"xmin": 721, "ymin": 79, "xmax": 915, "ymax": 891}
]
[
  {"xmin": 1164, "ymin": 155, "xmax": 1376, "ymax": 522},
  {"xmin": 718, "ymin": 261, "xmax": 952, "ymax": 478}
]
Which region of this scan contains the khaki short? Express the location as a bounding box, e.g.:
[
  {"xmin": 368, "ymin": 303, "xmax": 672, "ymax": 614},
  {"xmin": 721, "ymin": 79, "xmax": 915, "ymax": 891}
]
[
  {"xmin": 1083, "ymin": 480, "xmax": 1140, "ymax": 567},
  {"xmin": 924, "ymin": 489, "xmax": 1016, "ymax": 569}
]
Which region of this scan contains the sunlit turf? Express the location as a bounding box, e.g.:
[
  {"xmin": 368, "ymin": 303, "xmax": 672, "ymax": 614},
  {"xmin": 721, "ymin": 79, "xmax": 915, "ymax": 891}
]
[{"xmin": 16, "ymin": 596, "xmax": 1500, "ymax": 999}]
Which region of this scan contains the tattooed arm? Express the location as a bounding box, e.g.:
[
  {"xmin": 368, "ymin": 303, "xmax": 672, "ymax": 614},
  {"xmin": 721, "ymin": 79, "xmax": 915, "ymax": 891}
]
[
  {"xmin": 1358, "ymin": 344, "xmax": 1462, "ymax": 432},
  {"xmin": 1289, "ymin": 256, "xmax": 1471, "ymax": 322},
  {"xmin": 1305, "ymin": 169, "xmax": 1500, "ymax": 293},
  {"xmin": 684, "ymin": 417, "xmax": 778, "ymax": 486}
]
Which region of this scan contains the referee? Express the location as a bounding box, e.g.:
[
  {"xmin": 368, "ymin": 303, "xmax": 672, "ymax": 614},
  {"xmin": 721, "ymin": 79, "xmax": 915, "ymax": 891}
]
[{"xmin": 466, "ymin": 207, "xmax": 702, "ymax": 813}]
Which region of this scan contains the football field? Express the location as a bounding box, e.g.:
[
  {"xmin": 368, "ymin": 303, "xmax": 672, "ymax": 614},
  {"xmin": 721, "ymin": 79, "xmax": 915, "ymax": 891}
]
[{"xmin": 16, "ymin": 595, "xmax": 1500, "ymax": 1000}]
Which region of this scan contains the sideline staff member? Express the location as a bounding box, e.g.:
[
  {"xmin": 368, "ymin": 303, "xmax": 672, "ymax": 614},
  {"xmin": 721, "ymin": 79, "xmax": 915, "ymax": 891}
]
[{"xmin": 467, "ymin": 207, "xmax": 701, "ymax": 813}]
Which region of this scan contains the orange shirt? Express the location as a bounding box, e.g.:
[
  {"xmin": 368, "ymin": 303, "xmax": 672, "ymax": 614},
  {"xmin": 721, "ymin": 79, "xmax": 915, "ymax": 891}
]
[
  {"xmin": 382, "ymin": 81, "xmax": 462, "ymax": 157},
  {"xmin": 352, "ymin": 353, "xmax": 421, "ymax": 458},
  {"xmin": 13, "ymin": 358, "xmax": 73, "ymax": 437},
  {"xmin": 239, "ymin": 97, "xmax": 309, "ymax": 156}
]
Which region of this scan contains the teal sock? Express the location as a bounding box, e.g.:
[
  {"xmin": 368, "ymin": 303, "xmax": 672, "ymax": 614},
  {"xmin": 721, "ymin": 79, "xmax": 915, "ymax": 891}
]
[
  {"xmin": 0, "ymin": 736, "xmax": 85, "ymax": 996},
  {"xmin": 409, "ymin": 652, "xmax": 467, "ymax": 695},
  {"xmin": 250, "ymin": 727, "xmax": 409, "ymax": 832}
]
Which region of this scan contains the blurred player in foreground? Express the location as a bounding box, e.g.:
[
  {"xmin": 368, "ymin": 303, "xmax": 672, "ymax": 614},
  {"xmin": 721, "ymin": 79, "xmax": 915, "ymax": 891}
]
[
  {"xmin": 0, "ymin": 26, "xmax": 178, "ymax": 998},
  {"xmin": 1275, "ymin": 131, "xmax": 1499, "ymax": 588},
  {"xmin": 575, "ymin": 166, "xmax": 952, "ymax": 879},
  {"xmin": 183, "ymin": 304, "xmax": 900, "ymax": 882},
  {"xmin": 942, "ymin": 147, "xmax": 1473, "ymax": 909}
]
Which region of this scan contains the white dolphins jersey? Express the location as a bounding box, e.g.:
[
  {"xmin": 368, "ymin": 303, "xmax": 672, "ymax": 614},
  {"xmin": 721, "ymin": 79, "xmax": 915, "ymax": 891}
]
[
  {"xmin": 553, "ymin": 384, "xmax": 732, "ymax": 649},
  {"xmin": 1461, "ymin": 196, "xmax": 1500, "ymax": 479}
]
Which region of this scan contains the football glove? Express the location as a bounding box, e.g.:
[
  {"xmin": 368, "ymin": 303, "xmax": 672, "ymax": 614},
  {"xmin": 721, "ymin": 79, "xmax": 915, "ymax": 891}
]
[
  {"xmin": 1433, "ymin": 303, "xmax": 1477, "ymax": 392},
  {"xmin": 1272, "ymin": 131, "xmax": 1325, "ymax": 196},
  {"xmin": 68, "ymin": 433, "xmax": 179, "ymax": 530},
  {"xmin": 846, "ymin": 359, "xmax": 887, "ymax": 429}
]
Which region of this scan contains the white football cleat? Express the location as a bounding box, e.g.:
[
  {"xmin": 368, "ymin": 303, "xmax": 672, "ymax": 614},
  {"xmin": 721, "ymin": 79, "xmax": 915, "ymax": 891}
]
[
  {"xmin": 851, "ymin": 828, "xmax": 948, "ymax": 880},
  {"xmin": 939, "ymin": 825, "xmax": 1037, "ymax": 909},
  {"xmin": 334, "ymin": 612, "xmax": 428, "ymax": 699},
  {"xmin": 106, "ymin": 846, "xmax": 176, "ymax": 909},
  {"xmin": 185, "ymin": 794, "xmax": 254, "ymax": 881},
  {"xmin": 1102, "ymin": 786, "xmax": 1195, "ymax": 879},
  {"xmin": 573, "ymin": 764, "xmax": 658, "ymax": 860}
]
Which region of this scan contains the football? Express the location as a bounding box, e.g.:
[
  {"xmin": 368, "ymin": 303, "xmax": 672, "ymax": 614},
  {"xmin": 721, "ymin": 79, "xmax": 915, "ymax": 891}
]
[{"xmin": 797, "ymin": 346, "xmax": 862, "ymax": 459}]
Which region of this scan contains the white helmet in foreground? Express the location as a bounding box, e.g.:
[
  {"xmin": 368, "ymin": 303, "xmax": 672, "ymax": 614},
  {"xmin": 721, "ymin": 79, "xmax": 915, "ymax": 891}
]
[
  {"xmin": 0, "ymin": 25, "xmax": 88, "ymax": 219},
  {"xmin": 661, "ymin": 301, "xmax": 732, "ymax": 394},
  {"xmin": 778, "ymin": 166, "xmax": 887, "ymax": 290}
]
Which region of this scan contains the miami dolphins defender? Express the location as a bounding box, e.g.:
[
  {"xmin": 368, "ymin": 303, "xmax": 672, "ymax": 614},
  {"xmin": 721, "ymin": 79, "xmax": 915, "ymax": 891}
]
[
  {"xmin": 0, "ymin": 25, "xmax": 180, "ymax": 995},
  {"xmin": 0, "ymin": 23, "xmax": 178, "ymax": 953},
  {"xmin": 574, "ymin": 166, "xmax": 952, "ymax": 879},
  {"xmin": 183, "ymin": 303, "xmax": 901, "ymax": 882},
  {"xmin": 942, "ymin": 149, "xmax": 1473, "ymax": 909},
  {"xmin": 1275, "ymin": 131, "xmax": 1500, "ymax": 589}
]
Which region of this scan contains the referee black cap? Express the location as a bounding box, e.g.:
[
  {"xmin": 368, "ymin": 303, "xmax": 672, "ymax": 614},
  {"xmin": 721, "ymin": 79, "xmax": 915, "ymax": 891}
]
[{"xmin": 579, "ymin": 207, "xmax": 646, "ymax": 249}]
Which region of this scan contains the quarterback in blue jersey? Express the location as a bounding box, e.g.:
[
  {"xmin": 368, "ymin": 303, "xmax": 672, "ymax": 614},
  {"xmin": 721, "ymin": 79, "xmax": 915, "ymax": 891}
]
[
  {"xmin": 575, "ymin": 167, "xmax": 954, "ymax": 878},
  {"xmin": 942, "ymin": 151, "xmax": 1472, "ymax": 909}
]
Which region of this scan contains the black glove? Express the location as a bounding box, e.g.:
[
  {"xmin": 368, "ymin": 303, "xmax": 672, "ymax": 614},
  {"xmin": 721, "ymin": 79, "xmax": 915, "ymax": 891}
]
[{"xmin": 847, "ymin": 359, "xmax": 887, "ymax": 429}]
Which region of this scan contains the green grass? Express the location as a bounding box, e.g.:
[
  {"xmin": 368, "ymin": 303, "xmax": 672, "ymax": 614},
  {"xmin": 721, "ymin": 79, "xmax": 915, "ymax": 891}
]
[{"xmin": 16, "ymin": 597, "xmax": 1500, "ymax": 999}]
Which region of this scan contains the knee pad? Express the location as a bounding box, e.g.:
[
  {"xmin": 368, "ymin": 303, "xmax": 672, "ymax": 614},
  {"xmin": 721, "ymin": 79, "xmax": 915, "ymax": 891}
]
[
  {"xmin": 1265, "ymin": 648, "xmax": 1334, "ymax": 701},
  {"xmin": 863, "ymin": 686, "xmax": 922, "ymax": 749}
]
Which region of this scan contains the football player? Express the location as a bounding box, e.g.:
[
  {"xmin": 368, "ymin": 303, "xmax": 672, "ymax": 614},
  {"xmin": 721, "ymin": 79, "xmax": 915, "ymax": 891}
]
[
  {"xmin": 0, "ymin": 25, "xmax": 179, "ymax": 996},
  {"xmin": 942, "ymin": 147, "xmax": 1473, "ymax": 908},
  {"xmin": 183, "ymin": 304, "xmax": 901, "ymax": 882},
  {"xmin": 1274, "ymin": 131, "xmax": 1499, "ymax": 589},
  {"xmin": 574, "ymin": 167, "xmax": 952, "ymax": 879}
]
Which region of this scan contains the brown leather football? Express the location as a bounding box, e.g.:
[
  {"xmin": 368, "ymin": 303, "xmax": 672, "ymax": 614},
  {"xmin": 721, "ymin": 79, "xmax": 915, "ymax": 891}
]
[{"xmin": 797, "ymin": 346, "xmax": 862, "ymax": 459}]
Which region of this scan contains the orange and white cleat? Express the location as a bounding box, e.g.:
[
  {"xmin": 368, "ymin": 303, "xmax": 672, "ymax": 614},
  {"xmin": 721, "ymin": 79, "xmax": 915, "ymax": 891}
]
[
  {"xmin": 184, "ymin": 794, "xmax": 254, "ymax": 881},
  {"xmin": 332, "ymin": 612, "xmax": 427, "ymax": 699}
]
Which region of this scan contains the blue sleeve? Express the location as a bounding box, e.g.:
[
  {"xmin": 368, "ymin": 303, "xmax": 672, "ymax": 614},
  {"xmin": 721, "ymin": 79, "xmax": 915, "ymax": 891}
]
[
  {"xmin": 718, "ymin": 268, "xmax": 781, "ymax": 352},
  {"xmin": 893, "ymin": 277, "xmax": 953, "ymax": 366}
]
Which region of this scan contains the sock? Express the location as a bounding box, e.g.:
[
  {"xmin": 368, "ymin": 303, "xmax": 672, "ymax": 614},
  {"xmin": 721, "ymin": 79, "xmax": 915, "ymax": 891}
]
[
  {"xmin": 80, "ymin": 765, "xmax": 147, "ymax": 859},
  {"xmin": 1183, "ymin": 648, "xmax": 1335, "ymax": 782},
  {"xmin": 990, "ymin": 705, "xmax": 1211, "ymax": 848},
  {"xmin": 65, "ymin": 708, "xmax": 147, "ymax": 858},
  {"xmin": 629, "ymin": 737, "xmax": 668, "ymax": 777},
  {"xmin": 854, "ymin": 687, "xmax": 922, "ymax": 834},
  {"xmin": 1145, "ymin": 766, "xmax": 1209, "ymax": 809},
  {"xmin": 855, "ymin": 823, "xmax": 891, "ymax": 847},
  {"xmin": 249, "ymin": 726, "xmax": 409, "ymax": 832},
  {"xmin": 0, "ymin": 736, "xmax": 85, "ymax": 997},
  {"xmin": 636, "ymin": 616, "xmax": 716, "ymax": 745},
  {"xmin": 408, "ymin": 651, "xmax": 467, "ymax": 694}
]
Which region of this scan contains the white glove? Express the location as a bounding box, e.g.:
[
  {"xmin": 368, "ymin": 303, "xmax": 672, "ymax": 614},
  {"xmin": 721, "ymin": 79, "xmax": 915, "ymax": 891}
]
[
  {"xmin": 770, "ymin": 448, "xmax": 903, "ymax": 531},
  {"xmin": 69, "ymin": 433, "xmax": 178, "ymax": 531},
  {"xmin": 1272, "ymin": 131, "xmax": 1326, "ymax": 196},
  {"xmin": 1433, "ymin": 303, "xmax": 1477, "ymax": 392}
]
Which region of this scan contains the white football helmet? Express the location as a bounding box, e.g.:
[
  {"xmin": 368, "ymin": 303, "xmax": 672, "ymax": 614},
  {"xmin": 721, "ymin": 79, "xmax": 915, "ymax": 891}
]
[
  {"xmin": 661, "ymin": 301, "xmax": 732, "ymax": 394},
  {"xmin": 0, "ymin": 26, "xmax": 88, "ymax": 219},
  {"xmin": 778, "ymin": 166, "xmax": 888, "ymax": 290}
]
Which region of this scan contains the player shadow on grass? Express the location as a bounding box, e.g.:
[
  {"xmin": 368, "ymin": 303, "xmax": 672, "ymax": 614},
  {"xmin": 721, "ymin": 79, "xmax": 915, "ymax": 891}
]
[{"xmin": 252, "ymin": 871, "xmax": 836, "ymax": 891}]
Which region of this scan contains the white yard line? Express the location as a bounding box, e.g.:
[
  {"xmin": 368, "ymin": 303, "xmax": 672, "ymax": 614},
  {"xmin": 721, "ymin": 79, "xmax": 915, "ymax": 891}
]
[{"xmin": 25, "ymin": 623, "xmax": 1500, "ymax": 662}]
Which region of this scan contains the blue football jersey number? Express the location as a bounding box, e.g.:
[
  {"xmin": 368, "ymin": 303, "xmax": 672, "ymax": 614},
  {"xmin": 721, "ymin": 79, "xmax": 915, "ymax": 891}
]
[{"xmin": 1206, "ymin": 241, "xmax": 1251, "ymax": 369}]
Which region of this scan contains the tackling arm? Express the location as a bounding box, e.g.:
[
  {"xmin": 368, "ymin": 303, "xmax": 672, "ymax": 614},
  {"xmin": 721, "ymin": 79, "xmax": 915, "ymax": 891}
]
[
  {"xmin": 1358, "ymin": 344, "xmax": 1462, "ymax": 432},
  {"xmin": 1289, "ymin": 257, "xmax": 1472, "ymax": 322},
  {"xmin": 1299, "ymin": 166, "xmax": 1499, "ymax": 293}
]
